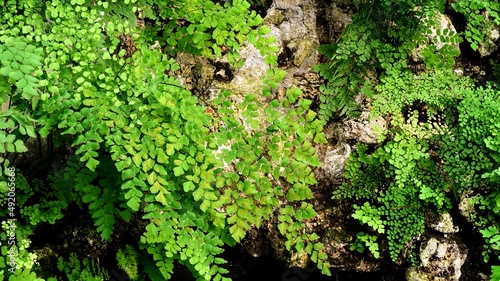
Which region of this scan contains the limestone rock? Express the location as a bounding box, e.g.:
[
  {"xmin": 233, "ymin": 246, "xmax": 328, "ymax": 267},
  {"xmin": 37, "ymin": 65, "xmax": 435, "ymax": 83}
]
[
  {"xmin": 458, "ymin": 192, "xmax": 480, "ymax": 224},
  {"xmin": 228, "ymin": 42, "xmax": 271, "ymax": 99},
  {"xmin": 332, "ymin": 111, "xmax": 387, "ymax": 144},
  {"xmin": 420, "ymin": 238, "xmax": 439, "ymax": 268},
  {"xmin": 477, "ymin": 11, "xmax": 500, "ymax": 57},
  {"xmin": 406, "ymin": 267, "xmax": 431, "ymax": 281},
  {"xmin": 272, "ymin": 0, "xmax": 314, "ymax": 10},
  {"xmin": 322, "ymin": 143, "xmax": 351, "ymax": 178},
  {"xmin": 411, "ymin": 12, "xmax": 460, "ymax": 62},
  {"xmin": 279, "ymin": 16, "xmax": 307, "ymax": 43},
  {"xmin": 407, "ymin": 237, "xmax": 467, "ymax": 281},
  {"xmin": 429, "ymin": 213, "xmax": 460, "ymax": 234}
]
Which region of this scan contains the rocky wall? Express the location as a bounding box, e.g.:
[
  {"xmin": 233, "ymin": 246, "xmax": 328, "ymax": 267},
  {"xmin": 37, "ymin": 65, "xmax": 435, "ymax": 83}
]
[{"xmin": 171, "ymin": 0, "xmax": 488, "ymax": 280}]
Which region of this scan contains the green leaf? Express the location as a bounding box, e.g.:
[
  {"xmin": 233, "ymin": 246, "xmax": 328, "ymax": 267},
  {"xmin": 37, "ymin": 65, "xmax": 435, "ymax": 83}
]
[
  {"xmin": 14, "ymin": 140, "xmax": 27, "ymax": 152},
  {"xmin": 229, "ymin": 225, "xmax": 246, "ymax": 242},
  {"xmin": 86, "ymin": 158, "xmax": 99, "ymax": 171},
  {"xmin": 157, "ymin": 150, "xmax": 169, "ymax": 164},
  {"xmin": 142, "ymin": 159, "xmax": 155, "ymax": 172},
  {"xmin": 166, "ymin": 145, "xmax": 175, "ymax": 156},
  {"xmin": 173, "ymin": 166, "xmax": 184, "ymax": 176},
  {"xmin": 0, "ymin": 66, "xmax": 12, "ymax": 76},
  {"xmin": 270, "ymin": 99, "xmax": 280, "ymax": 108},
  {"xmin": 258, "ymin": 25, "xmax": 271, "ymax": 35},
  {"xmin": 127, "ymin": 196, "xmax": 141, "ymax": 211},
  {"xmin": 16, "ymin": 78, "xmax": 28, "ymax": 89},
  {"xmin": 20, "ymin": 65, "xmax": 34, "ymax": 74},
  {"xmin": 183, "ymin": 181, "xmax": 195, "ymax": 192},
  {"xmin": 9, "ymin": 71, "xmax": 23, "ymax": 80}
]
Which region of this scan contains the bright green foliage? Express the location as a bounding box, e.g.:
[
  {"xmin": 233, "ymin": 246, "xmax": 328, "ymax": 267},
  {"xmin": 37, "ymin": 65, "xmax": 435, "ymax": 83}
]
[
  {"xmin": 137, "ymin": 0, "xmax": 264, "ymax": 65},
  {"xmin": 350, "ymin": 232, "xmax": 380, "ymax": 259},
  {"xmin": 57, "ymin": 253, "xmax": 109, "ymax": 281},
  {"xmin": 439, "ymin": 86, "xmax": 500, "ymax": 194},
  {"xmin": 493, "ymin": 266, "xmax": 500, "ymax": 281},
  {"xmin": 0, "ymin": 36, "xmax": 41, "ymax": 162},
  {"xmin": 20, "ymin": 200, "xmax": 67, "ymax": 226},
  {"xmin": 352, "ymin": 203, "xmax": 385, "ymax": 234},
  {"xmin": 482, "ymin": 226, "xmax": 500, "ymax": 257},
  {"xmin": 116, "ymin": 245, "xmax": 139, "ymax": 280},
  {"xmin": 0, "ymin": 0, "xmax": 332, "ymax": 279},
  {"xmin": 211, "ymin": 81, "xmax": 330, "ymax": 275},
  {"xmin": 315, "ymin": 0, "xmax": 453, "ymax": 120},
  {"xmin": 372, "ymin": 70, "xmax": 474, "ymax": 118},
  {"xmin": 335, "ymin": 112, "xmax": 449, "ymax": 261},
  {"xmin": 452, "ymin": 0, "xmax": 500, "ymax": 51}
]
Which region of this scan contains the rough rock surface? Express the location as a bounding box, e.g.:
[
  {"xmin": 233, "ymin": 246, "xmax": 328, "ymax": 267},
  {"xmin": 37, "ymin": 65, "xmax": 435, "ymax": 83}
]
[
  {"xmin": 406, "ymin": 237, "xmax": 467, "ymax": 281},
  {"xmin": 478, "ymin": 11, "xmax": 500, "ymax": 57},
  {"xmin": 322, "ymin": 143, "xmax": 351, "ymax": 178},
  {"xmin": 331, "ymin": 110, "xmax": 387, "ymax": 144},
  {"xmin": 411, "ymin": 12, "xmax": 460, "ymax": 62},
  {"xmin": 458, "ymin": 191, "xmax": 481, "ymax": 225},
  {"xmin": 428, "ymin": 213, "xmax": 460, "ymax": 234}
]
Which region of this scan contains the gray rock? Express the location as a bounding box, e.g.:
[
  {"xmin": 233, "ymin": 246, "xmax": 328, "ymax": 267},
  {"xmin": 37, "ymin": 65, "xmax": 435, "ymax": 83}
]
[
  {"xmin": 411, "ymin": 12, "xmax": 460, "ymax": 62},
  {"xmin": 420, "ymin": 238, "xmax": 438, "ymax": 268},
  {"xmin": 478, "ymin": 11, "xmax": 500, "ymax": 57},
  {"xmin": 429, "ymin": 213, "xmax": 460, "ymax": 234},
  {"xmin": 323, "ymin": 143, "xmax": 351, "ymax": 178},
  {"xmin": 333, "ymin": 111, "xmax": 387, "ymax": 144},
  {"xmin": 408, "ymin": 237, "xmax": 467, "ymax": 281}
]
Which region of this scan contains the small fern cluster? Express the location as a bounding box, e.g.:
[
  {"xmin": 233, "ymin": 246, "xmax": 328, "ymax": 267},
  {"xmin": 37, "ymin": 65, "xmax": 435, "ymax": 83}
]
[
  {"xmin": 314, "ymin": 0, "xmax": 451, "ymax": 120},
  {"xmin": 451, "ymin": 0, "xmax": 500, "ymax": 51},
  {"xmin": 350, "ymin": 232, "xmax": 380, "ymax": 259},
  {"xmin": 439, "ymin": 86, "xmax": 500, "ymax": 193},
  {"xmin": 438, "ymin": 85, "xmax": 500, "ymax": 273},
  {"xmin": 314, "ymin": 0, "xmax": 474, "ymax": 122},
  {"xmin": 335, "ymin": 110, "xmax": 451, "ymax": 261},
  {"xmin": 371, "ymin": 69, "xmax": 474, "ymax": 118},
  {"xmin": 57, "ymin": 253, "xmax": 109, "ymax": 281},
  {"xmin": 116, "ymin": 245, "xmax": 139, "ymax": 280}
]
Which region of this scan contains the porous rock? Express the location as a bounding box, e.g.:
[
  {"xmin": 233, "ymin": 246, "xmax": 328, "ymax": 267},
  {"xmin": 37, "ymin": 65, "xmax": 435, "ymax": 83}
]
[
  {"xmin": 332, "ymin": 111, "xmax": 387, "ymax": 144},
  {"xmin": 411, "ymin": 12, "xmax": 460, "ymax": 62},
  {"xmin": 478, "ymin": 11, "xmax": 500, "ymax": 57},
  {"xmin": 407, "ymin": 237, "xmax": 467, "ymax": 281},
  {"xmin": 429, "ymin": 213, "xmax": 460, "ymax": 234},
  {"xmin": 322, "ymin": 143, "xmax": 351, "ymax": 178}
]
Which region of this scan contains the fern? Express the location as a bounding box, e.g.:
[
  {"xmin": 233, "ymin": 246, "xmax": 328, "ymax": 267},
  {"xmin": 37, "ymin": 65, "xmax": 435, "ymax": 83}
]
[
  {"xmin": 452, "ymin": 0, "xmax": 500, "ymax": 51},
  {"xmin": 116, "ymin": 245, "xmax": 139, "ymax": 280},
  {"xmin": 57, "ymin": 253, "xmax": 109, "ymax": 281},
  {"xmin": 371, "ymin": 69, "xmax": 473, "ymax": 118},
  {"xmin": 63, "ymin": 155, "xmax": 128, "ymax": 241},
  {"xmin": 350, "ymin": 232, "xmax": 380, "ymax": 259},
  {"xmin": 0, "ymin": 0, "xmax": 331, "ymax": 279},
  {"xmin": 0, "ymin": 36, "xmax": 41, "ymax": 164}
]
